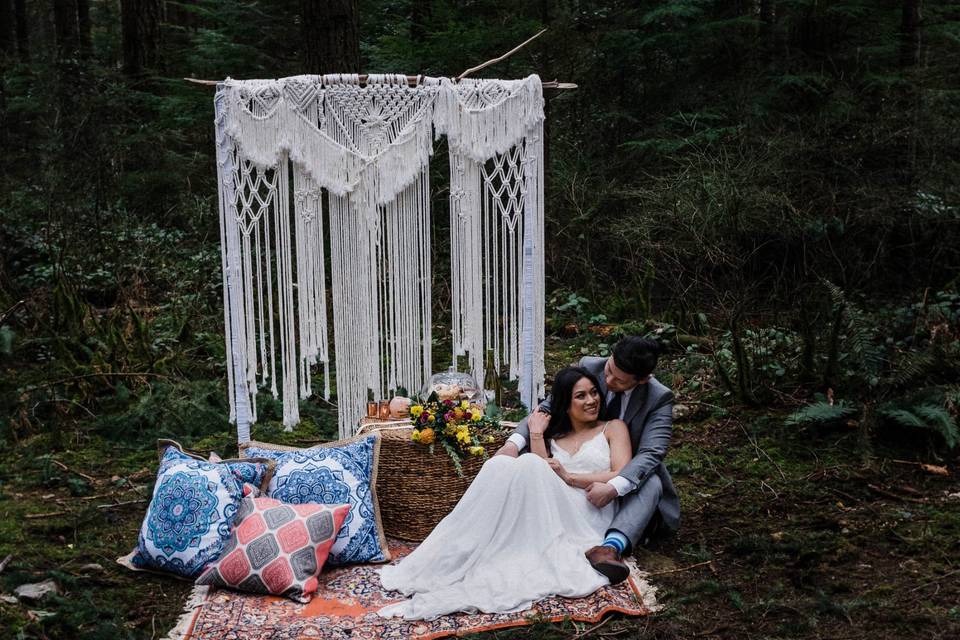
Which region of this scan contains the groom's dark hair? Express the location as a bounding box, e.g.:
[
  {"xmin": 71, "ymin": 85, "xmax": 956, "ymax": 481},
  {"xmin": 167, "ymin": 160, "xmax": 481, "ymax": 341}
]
[
  {"xmin": 543, "ymin": 366, "xmax": 606, "ymax": 445},
  {"xmin": 612, "ymin": 336, "xmax": 661, "ymax": 379}
]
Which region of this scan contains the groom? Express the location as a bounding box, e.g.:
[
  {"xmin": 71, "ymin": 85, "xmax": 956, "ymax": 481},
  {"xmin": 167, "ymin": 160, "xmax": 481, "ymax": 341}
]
[{"xmin": 496, "ymin": 336, "xmax": 680, "ymax": 584}]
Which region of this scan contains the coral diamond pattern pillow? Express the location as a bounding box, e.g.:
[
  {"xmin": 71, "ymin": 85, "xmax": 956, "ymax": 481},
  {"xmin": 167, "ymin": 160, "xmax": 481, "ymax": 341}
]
[
  {"xmin": 195, "ymin": 496, "xmax": 350, "ymax": 602},
  {"xmin": 241, "ymin": 433, "xmax": 390, "ymax": 566}
]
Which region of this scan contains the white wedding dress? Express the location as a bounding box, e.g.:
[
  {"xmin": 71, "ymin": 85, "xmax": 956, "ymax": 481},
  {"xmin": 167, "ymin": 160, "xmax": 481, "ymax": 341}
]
[{"xmin": 378, "ymin": 427, "xmax": 618, "ymax": 620}]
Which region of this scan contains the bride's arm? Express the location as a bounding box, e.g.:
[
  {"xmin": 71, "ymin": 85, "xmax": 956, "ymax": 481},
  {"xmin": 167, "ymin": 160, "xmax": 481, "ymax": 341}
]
[
  {"xmin": 563, "ymin": 421, "xmax": 632, "ymax": 489},
  {"xmin": 527, "ymin": 411, "xmax": 550, "ymax": 459}
]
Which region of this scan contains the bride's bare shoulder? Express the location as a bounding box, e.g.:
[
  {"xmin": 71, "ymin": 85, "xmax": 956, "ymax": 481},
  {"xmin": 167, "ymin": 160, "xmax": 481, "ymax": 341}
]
[{"xmin": 604, "ymin": 419, "xmax": 629, "ymax": 436}]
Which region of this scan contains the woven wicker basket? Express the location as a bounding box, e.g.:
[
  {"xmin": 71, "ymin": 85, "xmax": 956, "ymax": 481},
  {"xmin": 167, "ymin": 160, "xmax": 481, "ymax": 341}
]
[{"xmin": 359, "ymin": 419, "xmax": 512, "ymax": 541}]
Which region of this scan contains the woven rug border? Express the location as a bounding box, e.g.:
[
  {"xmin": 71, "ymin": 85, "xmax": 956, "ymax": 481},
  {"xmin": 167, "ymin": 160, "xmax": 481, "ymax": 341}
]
[{"xmin": 164, "ymin": 557, "xmax": 660, "ymax": 639}]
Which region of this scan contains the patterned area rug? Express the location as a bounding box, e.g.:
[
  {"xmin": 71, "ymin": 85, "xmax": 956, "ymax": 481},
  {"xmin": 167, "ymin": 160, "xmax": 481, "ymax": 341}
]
[{"xmin": 167, "ymin": 539, "xmax": 659, "ymax": 640}]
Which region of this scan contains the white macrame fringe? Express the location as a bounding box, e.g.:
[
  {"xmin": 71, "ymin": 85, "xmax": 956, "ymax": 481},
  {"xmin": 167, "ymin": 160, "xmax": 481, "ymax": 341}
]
[
  {"xmin": 161, "ymin": 585, "xmax": 209, "ymax": 640},
  {"xmin": 222, "ymin": 75, "xmax": 440, "ymax": 206},
  {"xmin": 448, "ymin": 95, "xmax": 546, "ymax": 409},
  {"xmin": 215, "ymin": 74, "xmax": 545, "ymax": 440},
  {"xmin": 435, "ymin": 75, "xmax": 545, "ymax": 162}
]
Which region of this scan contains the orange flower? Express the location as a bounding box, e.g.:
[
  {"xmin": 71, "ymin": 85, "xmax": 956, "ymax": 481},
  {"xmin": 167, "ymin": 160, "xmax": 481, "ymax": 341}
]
[{"xmin": 419, "ymin": 427, "xmax": 436, "ymax": 445}]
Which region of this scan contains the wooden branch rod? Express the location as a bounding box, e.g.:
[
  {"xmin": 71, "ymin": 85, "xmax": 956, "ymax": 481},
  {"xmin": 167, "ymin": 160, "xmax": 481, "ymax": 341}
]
[
  {"xmin": 184, "ymin": 76, "xmax": 576, "ymax": 90},
  {"xmin": 457, "ymin": 28, "xmax": 546, "ymax": 80}
]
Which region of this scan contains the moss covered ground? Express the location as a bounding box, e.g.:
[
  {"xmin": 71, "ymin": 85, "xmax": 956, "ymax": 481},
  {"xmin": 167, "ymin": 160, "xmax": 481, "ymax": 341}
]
[{"xmin": 1, "ymin": 341, "xmax": 958, "ymax": 639}]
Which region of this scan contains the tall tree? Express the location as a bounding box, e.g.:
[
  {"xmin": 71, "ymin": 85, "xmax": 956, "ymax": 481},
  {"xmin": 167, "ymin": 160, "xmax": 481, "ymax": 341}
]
[
  {"xmin": 77, "ymin": 0, "xmax": 92, "ymax": 59},
  {"xmin": 53, "ymin": 0, "xmax": 80, "ymax": 61},
  {"xmin": 301, "ymin": 0, "xmax": 360, "ymax": 73},
  {"xmin": 14, "ymin": 0, "xmax": 28, "ymax": 61},
  {"xmin": 121, "ymin": 0, "xmax": 162, "ymax": 74},
  {"xmin": 0, "ymin": 0, "xmax": 13, "ymax": 58},
  {"xmin": 900, "ymin": 0, "xmax": 921, "ymax": 67}
]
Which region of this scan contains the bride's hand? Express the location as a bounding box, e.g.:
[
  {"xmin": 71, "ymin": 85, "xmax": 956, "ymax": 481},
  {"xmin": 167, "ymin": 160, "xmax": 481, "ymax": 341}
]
[
  {"xmin": 547, "ymin": 458, "xmax": 571, "ymax": 484},
  {"xmin": 527, "ymin": 410, "xmax": 549, "ymax": 436}
]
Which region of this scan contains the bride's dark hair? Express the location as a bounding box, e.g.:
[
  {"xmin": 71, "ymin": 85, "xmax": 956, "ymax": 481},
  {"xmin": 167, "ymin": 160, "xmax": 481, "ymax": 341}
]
[{"xmin": 543, "ymin": 366, "xmax": 606, "ymax": 445}]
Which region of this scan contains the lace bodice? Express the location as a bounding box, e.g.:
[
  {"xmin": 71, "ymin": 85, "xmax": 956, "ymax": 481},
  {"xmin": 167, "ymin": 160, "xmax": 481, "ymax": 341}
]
[{"xmin": 549, "ymin": 427, "xmax": 612, "ymax": 475}]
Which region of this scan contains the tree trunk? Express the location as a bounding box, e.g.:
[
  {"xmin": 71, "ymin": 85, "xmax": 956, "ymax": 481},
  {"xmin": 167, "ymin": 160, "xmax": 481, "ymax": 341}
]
[
  {"xmin": 121, "ymin": 0, "xmax": 162, "ymax": 75},
  {"xmin": 0, "ymin": 0, "xmax": 9, "ymax": 148},
  {"xmin": 759, "ymin": 0, "xmax": 776, "ymax": 52},
  {"xmin": 300, "ymin": 0, "xmax": 360, "ymax": 74},
  {"xmin": 14, "ymin": 0, "xmax": 28, "ymax": 61},
  {"xmin": 899, "ymin": 0, "xmax": 921, "ymax": 67},
  {"xmin": 77, "ymin": 0, "xmax": 92, "ymax": 60},
  {"xmin": 410, "ymin": 0, "xmax": 429, "ymax": 44},
  {"xmin": 759, "ymin": 0, "xmax": 775, "ymax": 24},
  {"xmin": 0, "ymin": 0, "xmax": 13, "ymax": 58},
  {"xmin": 53, "ymin": 0, "xmax": 80, "ymax": 61}
]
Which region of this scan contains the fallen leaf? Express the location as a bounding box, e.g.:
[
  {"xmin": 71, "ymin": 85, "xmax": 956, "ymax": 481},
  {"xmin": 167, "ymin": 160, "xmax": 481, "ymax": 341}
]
[
  {"xmin": 27, "ymin": 610, "xmax": 55, "ymax": 621},
  {"xmin": 14, "ymin": 579, "xmax": 59, "ymax": 602},
  {"xmin": 920, "ymin": 464, "xmax": 949, "ymax": 476}
]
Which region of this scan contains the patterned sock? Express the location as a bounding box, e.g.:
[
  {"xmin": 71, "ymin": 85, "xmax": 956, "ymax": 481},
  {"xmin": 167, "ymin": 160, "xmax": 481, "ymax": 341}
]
[{"xmin": 602, "ymin": 531, "xmax": 628, "ymax": 555}]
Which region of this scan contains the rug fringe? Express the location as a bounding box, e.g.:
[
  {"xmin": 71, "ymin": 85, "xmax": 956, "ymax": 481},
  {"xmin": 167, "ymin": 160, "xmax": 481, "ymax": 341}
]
[
  {"xmin": 626, "ymin": 558, "xmax": 662, "ymax": 613},
  {"xmin": 163, "ymin": 584, "xmax": 209, "ymax": 640}
]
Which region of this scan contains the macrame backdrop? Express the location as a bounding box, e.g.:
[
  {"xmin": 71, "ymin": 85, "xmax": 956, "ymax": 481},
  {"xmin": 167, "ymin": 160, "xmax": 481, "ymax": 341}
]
[{"xmin": 213, "ymin": 74, "xmax": 545, "ymax": 441}]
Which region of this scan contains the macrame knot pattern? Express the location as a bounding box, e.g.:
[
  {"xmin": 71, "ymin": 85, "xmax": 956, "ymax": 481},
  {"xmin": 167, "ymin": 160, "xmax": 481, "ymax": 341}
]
[{"xmin": 214, "ymin": 74, "xmax": 545, "ymax": 440}]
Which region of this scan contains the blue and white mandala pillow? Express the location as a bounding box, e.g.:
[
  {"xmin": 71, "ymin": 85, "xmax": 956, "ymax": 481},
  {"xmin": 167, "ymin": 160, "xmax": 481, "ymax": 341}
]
[
  {"xmin": 241, "ymin": 433, "xmax": 390, "ymax": 566},
  {"xmin": 117, "ymin": 443, "xmax": 275, "ymax": 579},
  {"xmin": 158, "ymin": 440, "xmax": 275, "ymax": 490}
]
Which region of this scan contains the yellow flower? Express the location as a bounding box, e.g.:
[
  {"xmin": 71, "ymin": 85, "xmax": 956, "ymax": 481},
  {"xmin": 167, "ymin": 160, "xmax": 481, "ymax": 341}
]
[
  {"xmin": 486, "ymin": 435, "xmax": 495, "ymax": 443},
  {"xmin": 456, "ymin": 423, "xmax": 469, "ymax": 433},
  {"xmin": 411, "ymin": 429, "xmax": 421, "ymax": 443},
  {"xmin": 460, "ymin": 400, "xmax": 469, "ymax": 410},
  {"xmin": 470, "ymin": 409, "xmax": 482, "ymax": 422},
  {"xmin": 419, "ymin": 427, "xmax": 436, "ymax": 445},
  {"xmin": 468, "ymin": 445, "xmax": 485, "ymax": 456},
  {"xmin": 456, "ymin": 429, "xmax": 471, "ymax": 444},
  {"xmin": 410, "ymin": 405, "xmax": 423, "ymax": 418},
  {"xmin": 427, "ymin": 413, "xmax": 436, "ymax": 422},
  {"xmin": 444, "ymin": 423, "xmax": 457, "ymax": 436}
]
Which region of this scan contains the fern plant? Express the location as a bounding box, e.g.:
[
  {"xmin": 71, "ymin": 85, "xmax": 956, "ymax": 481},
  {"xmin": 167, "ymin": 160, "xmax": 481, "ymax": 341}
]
[
  {"xmin": 786, "ymin": 284, "xmax": 960, "ymax": 455},
  {"xmin": 785, "ymin": 399, "xmax": 857, "ymax": 427},
  {"xmin": 823, "ymin": 280, "xmax": 885, "ymax": 382},
  {"xmin": 880, "ymin": 403, "xmax": 958, "ymax": 450}
]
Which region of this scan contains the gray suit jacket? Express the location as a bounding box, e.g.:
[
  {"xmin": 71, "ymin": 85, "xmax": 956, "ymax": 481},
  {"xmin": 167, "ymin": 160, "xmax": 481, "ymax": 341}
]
[{"xmin": 511, "ymin": 356, "xmax": 681, "ymax": 533}]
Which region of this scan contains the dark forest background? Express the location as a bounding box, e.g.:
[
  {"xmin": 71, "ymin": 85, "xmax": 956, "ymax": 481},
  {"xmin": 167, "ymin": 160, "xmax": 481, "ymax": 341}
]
[
  {"xmin": 2, "ymin": 0, "xmax": 959, "ymax": 438},
  {"xmin": 1, "ymin": 3, "xmax": 960, "ymax": 639}
]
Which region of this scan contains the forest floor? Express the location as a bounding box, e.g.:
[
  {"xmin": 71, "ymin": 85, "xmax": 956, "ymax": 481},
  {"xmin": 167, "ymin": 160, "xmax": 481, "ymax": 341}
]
[{"xmin": 1, "ymin": 337, "xmax": 958, "ymax": 640}]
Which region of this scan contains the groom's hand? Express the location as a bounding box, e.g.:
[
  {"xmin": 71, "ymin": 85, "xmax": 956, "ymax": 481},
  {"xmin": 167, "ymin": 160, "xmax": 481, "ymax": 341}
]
[{"xmin": 586, "ymin": 482, "xmax": 618, "ymax": 508}]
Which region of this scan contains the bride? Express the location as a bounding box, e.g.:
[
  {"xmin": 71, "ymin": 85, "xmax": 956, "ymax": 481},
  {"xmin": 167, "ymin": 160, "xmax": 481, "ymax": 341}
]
[{"xmin": 378, "ymin": 366, "xmax": 633, "ymax": 620}]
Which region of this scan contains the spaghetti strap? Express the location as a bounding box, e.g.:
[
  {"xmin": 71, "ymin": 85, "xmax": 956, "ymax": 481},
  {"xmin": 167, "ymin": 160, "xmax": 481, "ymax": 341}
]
[{"xmin": 601, "ymin": 420, "xmax": 610, "ymax": 434}]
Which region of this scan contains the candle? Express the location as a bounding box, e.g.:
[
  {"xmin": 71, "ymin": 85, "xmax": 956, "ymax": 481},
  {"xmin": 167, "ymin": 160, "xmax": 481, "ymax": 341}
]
[
  {"xmin": 378, "ymin": 400, "xmax": 391, "ymax": 420},
  {"xmin": 366, "ymin": 401, "xmax": 378, "ymax": 418}
]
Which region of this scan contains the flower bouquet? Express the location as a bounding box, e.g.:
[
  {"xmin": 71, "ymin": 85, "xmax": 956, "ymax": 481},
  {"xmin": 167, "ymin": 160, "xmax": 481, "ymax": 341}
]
[{"xmin": 409, "ymin": 395, "xmax": 501, "ymax": 476}]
